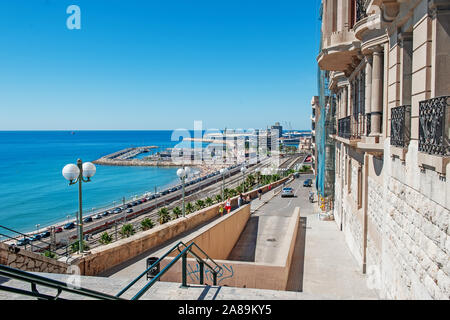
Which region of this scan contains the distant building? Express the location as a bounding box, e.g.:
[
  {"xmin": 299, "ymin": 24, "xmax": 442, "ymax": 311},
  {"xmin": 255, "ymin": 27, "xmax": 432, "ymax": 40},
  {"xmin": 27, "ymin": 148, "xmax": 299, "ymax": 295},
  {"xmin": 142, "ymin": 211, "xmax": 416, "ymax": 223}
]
[{"xmin": 271, "ymin": 122, "xmax": 283, "ymax": 138}]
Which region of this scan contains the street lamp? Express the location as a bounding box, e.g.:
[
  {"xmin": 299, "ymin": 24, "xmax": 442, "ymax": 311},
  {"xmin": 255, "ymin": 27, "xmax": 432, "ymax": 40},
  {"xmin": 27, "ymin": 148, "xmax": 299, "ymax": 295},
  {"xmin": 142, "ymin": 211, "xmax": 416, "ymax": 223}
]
[
  {"xmin": 220, "ymin": 168, "xmax": 228, "ymax": 200},
  {"xmin": 240, "ymin": 166, "xmax": 247, "ymax": 192},
  {"xmin": 62, "ymin": 159, "xmax": 96, "ymax": 254},
  {"xmin": 177, "ymin": 166, "xmax": 191, "ymax": 218}
]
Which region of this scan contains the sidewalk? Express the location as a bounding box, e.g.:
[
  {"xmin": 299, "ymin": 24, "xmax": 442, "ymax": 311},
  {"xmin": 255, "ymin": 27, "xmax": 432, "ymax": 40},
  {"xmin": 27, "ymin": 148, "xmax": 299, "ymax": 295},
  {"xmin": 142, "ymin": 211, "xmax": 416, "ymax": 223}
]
[{"xmin": 293, "ymin": 195, "xmax": 379, "ymax": 299}]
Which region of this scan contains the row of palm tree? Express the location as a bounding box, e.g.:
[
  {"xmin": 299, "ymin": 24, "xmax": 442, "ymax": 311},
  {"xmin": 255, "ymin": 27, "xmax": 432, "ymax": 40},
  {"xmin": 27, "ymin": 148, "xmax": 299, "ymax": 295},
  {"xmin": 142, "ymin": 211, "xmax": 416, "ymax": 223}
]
[{"xmin": 97, "ymin": 170, "xmax": 293, "ymax": 245}]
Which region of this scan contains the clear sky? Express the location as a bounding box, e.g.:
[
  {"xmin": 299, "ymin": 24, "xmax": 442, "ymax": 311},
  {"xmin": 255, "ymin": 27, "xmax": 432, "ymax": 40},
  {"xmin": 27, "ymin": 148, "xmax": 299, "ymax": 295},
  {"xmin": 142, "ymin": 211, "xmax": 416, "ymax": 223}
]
[{"xmin": 0, "ymin": 0, "xmax": 322, "ymax": 131}]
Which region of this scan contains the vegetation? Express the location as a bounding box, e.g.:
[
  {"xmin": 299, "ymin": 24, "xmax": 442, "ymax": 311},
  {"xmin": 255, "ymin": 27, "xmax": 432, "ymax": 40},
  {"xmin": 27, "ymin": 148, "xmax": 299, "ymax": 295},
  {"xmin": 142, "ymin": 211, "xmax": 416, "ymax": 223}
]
[
  {"xmin": 70, "ymin": 241, "xmax": 90, "ymax": 253},
  {"xmin": 120, "ymin": 224, "xmax": 136, "ymax": 238},
  {"xmin": 42, "ymin": 250, "xmax": 56, "ymax": 259},
  {"xmin": 157, "ymin": 208, "xmax": 171, "ymax": 224},
  {"xmin": 299, "ymin": 165, "xmax": 311, "ymax": 173},
  {"xmin": 215, "ymin": 194, "xmax": 222, "ymax": 203},
  {"xmin": 195, "ymin": 199, "xmax": 205, "ymax": 210},
  {"xmin": 99, "ymin": 232, "xmax": 113, "ymax": 245},
  {"xmin": 172, "ymin": 206, "xmax": 182, "ymax": 219},
  {"xmin": 141, "ymin": 218, "xmax": 155, "ymax": 230},
  {"xmin": 205, "ymin": 197, "xmax": 214, "ymax": 207},
  {"xmin": 186, "ymin": 202, "xmax": 195, "ymax": 214}
]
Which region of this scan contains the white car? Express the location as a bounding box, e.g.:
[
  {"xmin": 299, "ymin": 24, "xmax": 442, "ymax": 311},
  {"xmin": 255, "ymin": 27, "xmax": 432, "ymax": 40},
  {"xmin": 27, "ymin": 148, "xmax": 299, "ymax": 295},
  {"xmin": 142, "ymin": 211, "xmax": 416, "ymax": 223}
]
[{"xmin": 281, "ymin": 187, "xmax": 294, "ymax": 198}]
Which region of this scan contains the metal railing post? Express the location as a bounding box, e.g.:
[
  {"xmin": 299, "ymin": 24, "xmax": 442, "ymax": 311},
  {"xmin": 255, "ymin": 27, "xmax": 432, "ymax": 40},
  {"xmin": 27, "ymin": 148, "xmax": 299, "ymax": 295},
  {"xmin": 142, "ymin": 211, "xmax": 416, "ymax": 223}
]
[
  {"xmin": 182, "ymin": 252, "xmax": 187, "ymax": 287},
  {"xmin": 213, "ymin": 272, "xmax": 217, "ymax": 286},
  {"xmin": 199, "ymin": 261, "xmax": 204, "ymax": 285}
]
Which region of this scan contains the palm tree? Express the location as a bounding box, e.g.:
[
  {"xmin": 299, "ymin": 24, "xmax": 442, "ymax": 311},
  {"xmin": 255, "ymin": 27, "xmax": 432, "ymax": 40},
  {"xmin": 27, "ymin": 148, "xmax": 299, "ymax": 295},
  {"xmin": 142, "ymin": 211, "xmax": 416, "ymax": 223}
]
[
  {"xmin": 186, "ymin": 202, "xmax": 194, "ymax": 214},
  {"xmin": 215, "ymin": 194, "xmax": 222, "ymax": 203},
  {"xmin": 141, "ymin": 218, "xmax": 155, "ymax": 230},
  {"xmin": 158, "ymin": 208, "xmax": 171, "ymax": 224},
  {"xmin": 205, "ymin": 197, "xmax": 214, "ymax": 207},
  {"xmin": 195, "ymin": 199, "xmax": 205, "ymax": 210},
  {"xmin": 223, "ymin": 188, "xmax": 230, "ymax": 199},
  {"xmin": 172, "ymin": 206, "xmax": 182, "ymax": 219},
  {"xmin": 120, "ymin": 224, "xmax": 135, "ymax": 238}
]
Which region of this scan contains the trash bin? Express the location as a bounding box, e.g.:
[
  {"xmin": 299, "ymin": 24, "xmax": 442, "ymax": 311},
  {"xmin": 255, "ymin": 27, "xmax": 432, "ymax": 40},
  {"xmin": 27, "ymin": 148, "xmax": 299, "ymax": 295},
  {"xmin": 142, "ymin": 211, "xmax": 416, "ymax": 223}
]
[{"xmin": 146, "ymin": 257, "xmax": 160, "ymax": 280}]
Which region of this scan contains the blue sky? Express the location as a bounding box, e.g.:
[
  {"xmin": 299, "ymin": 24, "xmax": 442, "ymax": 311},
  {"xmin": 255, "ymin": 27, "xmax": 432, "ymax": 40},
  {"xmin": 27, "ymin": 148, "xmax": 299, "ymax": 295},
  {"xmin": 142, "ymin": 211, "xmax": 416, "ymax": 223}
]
[{"xmin": 0, "ymin": 0, "xmax": 321, "ymax": 131}]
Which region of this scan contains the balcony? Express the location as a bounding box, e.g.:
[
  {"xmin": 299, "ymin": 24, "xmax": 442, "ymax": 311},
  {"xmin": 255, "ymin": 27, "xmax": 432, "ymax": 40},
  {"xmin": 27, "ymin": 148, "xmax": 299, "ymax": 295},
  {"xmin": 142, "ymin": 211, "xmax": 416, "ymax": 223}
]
[
  {"xmin": 337, "ymin": 116, "xmax": 351, "ymax": 140},
  {"xmin": 417, "ymin": 96, "xmax": 449, "ymax": 178},
  {"xmin": 317, "ymin": 29, "xmax": 361, "ymax": 72},
  {"xmin": 419, "ymin": 96, "xmax": 449, "ymax": 156},
  {"xmin": 390, "ymin": 105, "xmax": 411, "ymax": 148}
]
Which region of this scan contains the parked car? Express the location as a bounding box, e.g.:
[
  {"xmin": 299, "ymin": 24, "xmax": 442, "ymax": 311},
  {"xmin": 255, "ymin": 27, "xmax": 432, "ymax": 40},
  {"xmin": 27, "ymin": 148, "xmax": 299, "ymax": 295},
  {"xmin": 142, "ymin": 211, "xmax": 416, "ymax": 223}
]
[
  {"xmin": 55, "ymin": 227, "xmax": 63, "ymax": 233},
  {"xmin": 63, "ymin": 222, "xmax": 75, "ymax": 230},
  {"xmin": 281, "ymin": 187, "xmax": 294, "ymax": 198},
  {"xmin": 83, "ymin": 217, "xmax": 93, "ymax": 223},
  {"xmin": 40, "ymin": 231, "xmax": 51, "ymax": 238},
  {"xmin": 93, "ymin": 214, "xmax": 102, "ymax": 219},
  {"xmin": 303, "ymin": 179, "xmax": 312, "ymax": 187},
  {"xmin": 101, "ymin": 211, "xmax": 109, "ymax": 217},
  {"xmin": 141, "ymin": 198, "xmax": 147, "ymax": 202},
  {"xmin": 113, "ymin": 208, "xmax": 122, "ymax": 214},
  {"xmin": 17, "ymin": 238, "xmax": 30, "ymax": 246},
  {"xmin": 126, "ymin": 208, "xmax": 133, "ymax": 213},
  {"xmin": 30, "ymin": 234, "xmax": 42, "ymax": 242}
]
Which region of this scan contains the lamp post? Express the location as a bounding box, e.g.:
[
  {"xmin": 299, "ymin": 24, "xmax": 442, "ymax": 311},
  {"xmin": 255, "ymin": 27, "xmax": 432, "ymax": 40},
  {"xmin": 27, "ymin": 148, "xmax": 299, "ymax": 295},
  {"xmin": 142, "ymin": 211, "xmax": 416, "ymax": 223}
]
[
  {"xmin": 177, "ymin": 166, "xmax": 191, "ymax": 218},
  {"xmin": 62, "ymin": 159, "xmax": 96, "ymax": 254},
  {"xmin": 220, "ymin": 168, "xmax": 228, "ymax": 200},
  {"xmin": 240, "ymin": 166, "xmax": 247, "ymax": 192}
]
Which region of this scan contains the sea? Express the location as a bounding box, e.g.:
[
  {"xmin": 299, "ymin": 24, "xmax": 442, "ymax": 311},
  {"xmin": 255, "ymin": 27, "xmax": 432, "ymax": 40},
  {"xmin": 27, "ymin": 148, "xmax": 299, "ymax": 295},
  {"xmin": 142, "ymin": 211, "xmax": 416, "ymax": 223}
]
[{"xmin": 0, "ymin": 130, "xmax": 203, "ymax": 237}]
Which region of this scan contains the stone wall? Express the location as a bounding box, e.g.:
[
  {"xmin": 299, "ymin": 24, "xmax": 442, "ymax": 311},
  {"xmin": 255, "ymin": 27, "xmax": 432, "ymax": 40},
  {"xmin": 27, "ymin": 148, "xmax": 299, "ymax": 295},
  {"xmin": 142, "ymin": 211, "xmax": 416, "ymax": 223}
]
[{"xmin": 0, "ymin": 242, "xmax": 68, "ymax": 274}]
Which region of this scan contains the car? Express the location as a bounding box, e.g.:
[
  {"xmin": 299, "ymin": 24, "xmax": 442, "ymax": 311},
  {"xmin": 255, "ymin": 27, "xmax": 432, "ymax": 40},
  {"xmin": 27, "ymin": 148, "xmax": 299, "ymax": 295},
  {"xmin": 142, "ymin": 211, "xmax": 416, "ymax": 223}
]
[
  {"xmin": 281, "ymin": 187, "xmax": 294, "ymax": 198},
  {"xmin": 30, "ymin": 234, "xmax": 41, "ymax": 241},
  {"xmin": 113, "ymin": 208, "xmax": 122, "ymax": 214},
  {"xmin": 303, "ymin": 179, "xmax": 312, "ymax": 187},
  {"xmin": 126, "ymin": 203, "xmax": 132, "ymax": 208},
  {"xmin": 83, "ymin": 217, "xmax": 93, "ymax": 223},
  {"xmin": 40, "ymin": 231, "xmax": 51, "ymax": 238},
  {"xmin": 101, "ymin": 211, "xmax": 109, "ymax": 217},
  {"xmin": 55, "ymin": 227, "xmax": 63, "ymax": 233},
  {"xmin": 154, "ymin": 193, "xmax": 161, "ymax": 198},
  {"xmin": 63, "ymin": 222, "xmax": 75, "ymax": 230},
  {"xmin": 170, "ymin": 187, "xmax": 177, "ymax": 192},
  {"xmin": 141, "ymin": 198, "xmax": 147, "ymax": 202},
  {"xmin": 17, "ymin": 238, "xmax": 30, "ymax": 246},
  {"xmin": 136, "ymin": 200, "xmax": 143, "ymax": 205},
  {"xmin": 161, "ymin": 190, "xmax": 169, "ymax": 195},
  {"xmin": 93, "ymin": 214, "xmax": 102, "ymax": 219},
  {"xmin": 126, "ymin": 208, "xmax": 133, "ymax": 213}
]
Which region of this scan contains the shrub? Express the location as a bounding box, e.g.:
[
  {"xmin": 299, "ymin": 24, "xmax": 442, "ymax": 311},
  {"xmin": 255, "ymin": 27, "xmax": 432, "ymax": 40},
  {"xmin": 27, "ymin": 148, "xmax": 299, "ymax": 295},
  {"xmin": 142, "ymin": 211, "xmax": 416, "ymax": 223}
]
[
  {"xmin": 215, "ymin": 194, "xmax": 222, "ymax": 203},
  {"xmin": 205, "ymin": 197, "xmax": 213, "ymax": 207},
  {"xmin": 195, "ymin": 199, "xmax": 205, "ymax": 210},
  {"xmin": 186, "ymin": 202, "xmax": 194, "ymax": 214},
  {"xmin": 70, "ymin": 241, "xmax": 90, "ymax": 253},
  {"xmin": 99, "ymin": 232, "xmax": 113, "ymax": 245},
  {"xmin": 43, "ymin": 250, "xmax": 56, "ymax": 259}
]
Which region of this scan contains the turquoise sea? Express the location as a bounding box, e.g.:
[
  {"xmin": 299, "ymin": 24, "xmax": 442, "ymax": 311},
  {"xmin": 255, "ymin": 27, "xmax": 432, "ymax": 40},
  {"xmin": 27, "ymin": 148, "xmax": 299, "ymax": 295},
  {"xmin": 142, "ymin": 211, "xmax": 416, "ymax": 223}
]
[{"xmin": 0, "ymin": 131, "xmax": 201, "ymax": 236}]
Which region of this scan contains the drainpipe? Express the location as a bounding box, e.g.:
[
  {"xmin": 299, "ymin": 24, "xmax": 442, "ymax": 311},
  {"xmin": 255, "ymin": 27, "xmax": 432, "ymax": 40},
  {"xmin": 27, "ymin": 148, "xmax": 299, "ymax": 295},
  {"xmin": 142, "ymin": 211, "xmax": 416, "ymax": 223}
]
[{"xmin": 362, "ymin": 153, "xmax": 369, "ymax": 274}]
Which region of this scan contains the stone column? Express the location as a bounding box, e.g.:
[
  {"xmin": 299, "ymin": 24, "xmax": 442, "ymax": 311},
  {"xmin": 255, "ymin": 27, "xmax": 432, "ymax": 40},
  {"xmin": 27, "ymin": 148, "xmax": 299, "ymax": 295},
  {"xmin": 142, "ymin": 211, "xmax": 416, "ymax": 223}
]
[
  {"xmin": 343, "ymin": 86, "xmax": 349, "ymax": 117},
  {"xmin": 365, "ymin": 54, "xmax": 373, "ymax": 135},
  {"xmin": 370, "ymin": 47, "xmax": 383, "ymax": 136}
]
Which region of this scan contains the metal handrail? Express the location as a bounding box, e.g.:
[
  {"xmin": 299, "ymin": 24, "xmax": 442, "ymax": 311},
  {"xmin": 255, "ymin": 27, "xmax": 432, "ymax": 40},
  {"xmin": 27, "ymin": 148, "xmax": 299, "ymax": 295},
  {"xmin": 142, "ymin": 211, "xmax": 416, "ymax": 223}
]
[
  {"xmin": 130, "ymin": 242, "xmax": 219, "ymax": 300},
  {"xmin": 116, "ymin": 240, "xmax": 222, "ymax": 298},
  {"xmin": 0, "ymin": 264, "xmax": 123, "ymax": 300}
]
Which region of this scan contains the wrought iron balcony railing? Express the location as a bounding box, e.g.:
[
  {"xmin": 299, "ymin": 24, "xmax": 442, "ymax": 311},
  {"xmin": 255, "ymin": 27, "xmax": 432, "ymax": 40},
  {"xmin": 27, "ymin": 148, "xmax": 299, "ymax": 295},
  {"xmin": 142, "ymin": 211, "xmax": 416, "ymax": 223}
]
[
  {"xmin": 419, "ymin": 96, "xmax": 449, "ymax": 156},
  {"xmin": 391, "ymin": 105, "xmax": 411, "ymax": 148},
  {"xmin": 338, "ymin": 116, "xmax": 351, "ymax": 139},
  {"xmin": 366, "ymin": 113, "xmax": 371, "ymax": 136},
  {"xmin": 356, "ymin": 0, "xmax": 368, "ymax": 22}
]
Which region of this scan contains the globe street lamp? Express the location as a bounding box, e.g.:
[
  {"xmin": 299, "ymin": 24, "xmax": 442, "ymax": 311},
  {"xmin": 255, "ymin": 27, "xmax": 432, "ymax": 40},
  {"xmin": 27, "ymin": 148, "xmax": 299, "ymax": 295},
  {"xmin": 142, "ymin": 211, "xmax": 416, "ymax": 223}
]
[
  {"xmin": 177, "ymin": 166, "xmax": 191, "ymax": 218},
  {"xmin": 240, "ymin": 166, "xmax": 247, "ymax": 192},
  {"xmin": 220, "ymin": 168, "xmax": 228, "ymax": 200},
  {"xmin": 62, "ymin": 159, "xmax": 96, "ymax": 254}
]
